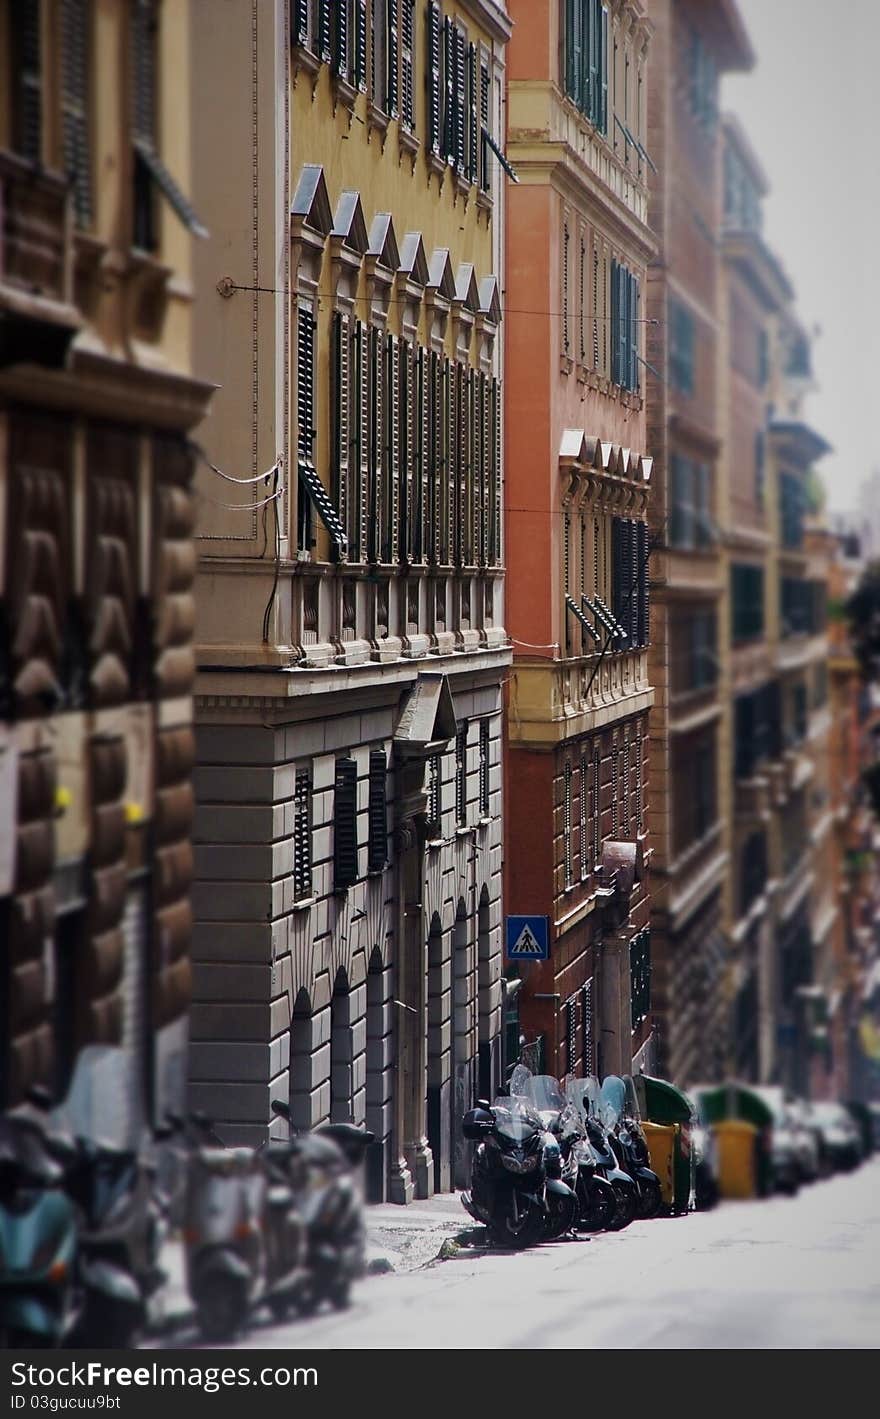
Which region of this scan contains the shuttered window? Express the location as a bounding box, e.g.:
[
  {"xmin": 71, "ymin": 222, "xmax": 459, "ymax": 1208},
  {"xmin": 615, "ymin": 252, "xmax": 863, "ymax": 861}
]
[
  {"xmin": 400, "ymin": 0, "xmax": 415, "ymax": 129},
  {"xmin": 592, "ymin": 749, "xmax": 601, "ymax": 861},
  {"xmin": 293, "ymin": 0, "xmax": 310, "ymax": 48},
  {"xmin": 332, "ymin": 311, "xmax": 351, "ymax": 560},
  {"xmin": 479, "ymin": 720, "xmax": 490, "ymax": 817},
  {"xmin": 427, "ymin": 1, "xmax": 442, "ymax": 153},
  {"xmin": 11, "ymin": 0, "xmax": 42, "ymax": 163},
  {"xmin": 635, "ymin": 732, "xmax": 643, "ymax": 833},
  {"xmin": 371, "ymin": 0, "xmax": 387, "ymax": 109},
  {"xmin": 297, "ymin": 303, "xmax": 316, "ymax": 551},
  {"xmin": 455, "ymin": 725, "xmax": 468, "ymax": 827},
  {"xmin": 669, "ymin": 300, "xmax": 695, "ymax": 393},
  {"xmin": 386, "ymin": 0, "xmax": 399, "ymax": 115},
  {"xmin": 563, "ymin": 760, "xmax": 573, "ymax": 889},
  {"xmin": 317, "ymin": 0, "xmax": 333, "ymax": 61},
  {"xmin": 731, "ymin": 563, "xmax": 765, "ymax": 643},
  {"xmin": 581, "ymin": 978, "xmax": 594, "ymax": 1075},
  {"xmin": 293, "ymin": 768, "xmax": 313, "ymax": 901},
  {"xmin": 354, "ymin": 0, "xmax": 368, "ymax": 88},
  {"xmin": 580, "ymin": 753, "xmax": 589, "ymax": 879},
  {"xmin": 489, "ymin": 376, "xmax": 501, "ymax": 565},
  {"xmin": 131, "ymin": 0, "xmax": 158, "ymax": 251},
  {"xmin": 331, "ymin": 1, "xmax": 349, "ymax": 77},
  {"xmin": 563, "ymin": 0, "xmax": 608, "ymax": 135},
  {"xmin": 367, "ymin": 748, "xmax": 388, "ymax": 873},
  {"xmin": 428, "ymin": 752, "xmax": 442, "ymax": 833},
  {"xmin": 562, "ymin": 220, "xmax": 571, "ymax": 355},
  {"xmin": 565, "ymin": 995, "xmax": 578, "ymax": 1076},
  {"xmin": 611, "ymin": 260, "xmax": 640, "ymax": 392},
  {"xmin": 333, "ymin": 757, "xmax": 359, "ymax": 890},
  {"xmin": 61, "ymin": 0, "xmax": 92, "ymax": 228},
  {"xmin": 479, "ymin": 54, "xmax": 490, "ymax": 192},
  {"xmin": 579, "ymin": 231, "xmax": 587, "ymax": 363},
  {"xmin": 611, "ymin": 746, "xmax": 619, "ymax": 836},
  {"xmin": 468, "ymin": 43, "xmax": 478, "ymax": 182}
]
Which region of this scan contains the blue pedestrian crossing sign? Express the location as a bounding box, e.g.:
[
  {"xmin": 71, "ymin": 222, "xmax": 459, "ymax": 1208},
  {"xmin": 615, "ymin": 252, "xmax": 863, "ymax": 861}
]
[{"xmin": 505, "ymin": 916, "xmax": 550, "ymax": 960}]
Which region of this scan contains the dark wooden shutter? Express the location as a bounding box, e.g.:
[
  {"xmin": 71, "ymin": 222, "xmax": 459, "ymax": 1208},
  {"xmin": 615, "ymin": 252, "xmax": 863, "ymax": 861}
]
[
  {"xmin": 610, "ymin": 517, "xmax": 623, "ymax": 627},
  {"xmin": 429, "ymin": 352, "xmax": 441, "ymax": 565},
  {"xmin": 599, "ymin": 3, "xmax": 609, "ymax": 133},
  {"xmin": 587, "ymin": 0, "xmax": 599, "ymax": 124},
  {"xmin": 401, "ymin": 0, "xmax": 414, "ymax": 128},
  {"xmin": 563, "ymin": 760, "xmax": 573, "ymax": 887},
  {"xmin": 297, "ymin": 303, "xmax": 316, "ymax": 550},
  {"xmin": 334, "ymin": 757, "xmax": 359, "ymax": 890},
  {"xmin": 428, "ymin": 1, "xmax": 442, "ymax": 154},
  {"xmin": 631, "ymin": 273, "xmax": 640, "ymax": 390},
  {"xmin": 455, "ymin": 726, "xmax": 468, "ymax": 826},
  {"xmin": 468, "ymin": 42, "xmax": 478, "ymax": 183},
  {"xmin": 400, "ymin": 338, "xmax": 411, "ymax": 563},
  {"xmin": 317, "ymin": 0, "xmax": 332, "ymax": 60},
  {"xmin": 454, "ymin": 26, "xmax": 467, "ymax": 171},
  {"xmin": 610, "ymin": 260, "xmax": 621, "ymax": 386},
  {"xmin": 386, "ymin": 334, "xmax": 401, "ymax": 563},
  {"xmin": 562, "ymin": 220, "xmax": 570, "ymax": 354},
  {"xmin": 479, "ymin": 720, "xmax": 490, "ymax": 817},
  {"xmin": 386, "ymin": 0, "xmax": 399, "ymax": 115},
  {"xmin": 443, "ymin": 16, "xmax": 455, "ymax": 161},
  {"xmin": 479, "ymin": 55, "xmax": 490, "ymax": 191},
  {"xmin": 331, "ymin": 312, "xmax": 350, "ymax": 557},
  {"xmin": 579, "ymin": 752, "xmax": 589, "ymax": 877},
  {"xmin": 367, "ymin": 749, "xmax": 388, "ymax": 873},
  {"xmin": 294, "ymin": 768, "xmax": 313, "ymax": 900},
  {"xmin": 565, "ymin": 0, "xmax": 579, "ymax": 102},
  {"xmin": 354, "ymin": 0, "xmax": 368, "ymax": 89},
  {"xmin": 492, "ymin": 375, "xmax": 502, "ymax": 564},
  {"xmin": 61, "ymin": 0, "xmax": 92, "ymax": 227},
  {"xmin": 367, "ymin": 325, "xmax": 381, "ymax": 562},
  {"xmin": 12, "ymin": 0, "xmax": 42, "ymax": 163},
  {"xmin": 581, "ymin": 978, "xmax": 594, "ymax": 1076},
  {"xmin": 293, "ymin": 0, "xmax": 309, "ymax": 47},
  {"xmin": 636, "ymin": 519, "xmax": 649, "ymax": 647},
  {"xmin": 332, "ymin": 0, "xmax": 349, "ymax": 75},
  {"xmin": 428, "ymin": 752, "xmax": 442, "ymax": 830},
  {"xmin": 443, "ymin": 357, "xmax": 454, "ymax": 564},
  {"xmin": 416, "ymin": 346, "xmax": 428, "ymax": 563},
  {"xmin": 131, "ymin": 0, "xmax": 158, "ymax": 251}
]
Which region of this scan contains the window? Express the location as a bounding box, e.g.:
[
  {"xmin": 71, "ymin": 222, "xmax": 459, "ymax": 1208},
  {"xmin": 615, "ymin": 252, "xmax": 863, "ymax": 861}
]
[
  {"xmin": 479, "ymin": 721, "xmax": 490, "ymax": 818},
  {"xmin": 740, "ymin": 832, "xmax": 768, "ymax": 913},
  {"xmin": 673, "ymin": 731, "xmax": 716, "ymax": 854},
  {"xmin": 635, "ymin": 733, "xmax": 643, "ymax": 834},
  {"xmin": 455, "ymin": 724, "xmax": 467, "ymax": 827},
  {"xmin": 630, "ymin": 929, "xmax": 651, "ymax": 1029},
  {"xmin": 293, "ymin": 768, "xmax": 313, "ymax": 901},
  {"xmin": 754, "ymin": 431, "xmax": 766, "ymax": 509},
  {"xmin": 780, "ymin": 473, "xmax": 805, "ymax": 549},
  {"xmin": 669, "ymin": 301, "xmax": 695, "ymax": 394},
  {"xmin": 688, "ymin": 27, "xmax": 717, "ymax": 130},
  {"xmin": 592, "ymin": 748, "xmax": 601, "ymax": 862},
  {"xmin": 611, "ymin": 260, "xmax": 639, "ymax": 391},
  {"xmin": 669, "ymin": 456, "xmax": 712, "ymax": 550},
  {"xmin": 11, "ymin": 0, "xmax": 42, "ymax": 163},
  {"xmin": 61, "ymin": 0, "xmax": 92, "ymax": 227},
  {"xmin": 131, "ymin": 0, "xmax": 204, "ymax": 252},
  {"xmin": 672, "ymin": 608, "xmax": 718, "ymax": 693},
  {"xmin": 563, "ymin": 760, "xmax": 573, "ymax": 889},
  {"xmin": 371, "ymin": 0, "xmax": 387, "ymax": 110},
  {"xmin": 611, "ymin": 518, "xmax": 649, "ymax": 648},
  {"xmin": 780, "ymin": 577, "xmax": 825, "ymax": 637},
  {"xmin": 400, "ymin": 1, "xmax": 415, "ymax": 129},
  {"xmin": 333, "ymin": 757, "xmax": 359, "ymax": 890},
  {"xmin": 562, "ymin": 220, "xmax": 571, "ymax": 356},
  {"xmin": 563, "ymin": 0, "xmax": 609, "ymax": 135},
  {"xmin": 734, "ymin": 682, "xmax": 781, "ymax": 779},
  {"xmin": 610, "ymin": 747, "xmax": 619, "ymax": 836},
  {"xmin": 731, "ymin": 563, "xmax": 764, "ymax": 643},
  {"xmin": 367, "ymin": 748, "xmax": 388, "ymax": 873},
  {"xmin": 426, "ymin": 6, "xmax": 482, "ymax": 183},
  {"xmin": 297, "ymin": 303, "xmax": 317, "ymax": 552},
  {"xmin": 581, "ymin": 979, "xmax": 594, "ymax": 1075},
  {"xmin": 428, "ymin": 752, "xmax": 442, "ymax": 833},
  {"xmin": 565, "ymin": 995, "xmax": 578, "ymax": 1075},
  {"xmin": 789, "ymin": 682, "xmax": 808, "ymax": 746},
  {"xmin": 757, "ymin": 328, "xmax": 770, "ymax": 388},
  {"xmin": 579, "ymin": 752, "xmax": 590, "ymax": 879}
]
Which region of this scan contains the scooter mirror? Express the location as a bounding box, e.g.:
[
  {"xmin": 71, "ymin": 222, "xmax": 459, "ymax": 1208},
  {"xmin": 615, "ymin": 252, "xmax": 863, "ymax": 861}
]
[{"xmin": 271, "ymin": 1100, "xmax": 292, "ymax": 1120}]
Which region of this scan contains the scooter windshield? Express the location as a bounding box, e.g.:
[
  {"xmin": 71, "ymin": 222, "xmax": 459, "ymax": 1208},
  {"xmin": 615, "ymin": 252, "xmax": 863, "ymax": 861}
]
[
  {"xmin": 522, "ymin": 1075, "xmax": 566, "ymax": 1114},
  {"xmin": 491, "ymin": 1097, "xmax": 543, "ymax": 1143},
  {"xmin": 623, "ymin": 1074, "xmax": 642, "ymax": 1122},
  {"xmin": 599, "ymin": 1076, "xmax": 627, "ymax": 1129},
  {"xmin": 564, "ymin": 1079, "xmax": 591, "ymax": 1126}
]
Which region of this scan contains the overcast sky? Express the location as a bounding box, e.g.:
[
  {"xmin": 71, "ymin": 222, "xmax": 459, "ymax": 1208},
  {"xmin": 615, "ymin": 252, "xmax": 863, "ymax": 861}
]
[{"xmin": 723, "ymin": 0, "xmax": 880, "ymax": 512}]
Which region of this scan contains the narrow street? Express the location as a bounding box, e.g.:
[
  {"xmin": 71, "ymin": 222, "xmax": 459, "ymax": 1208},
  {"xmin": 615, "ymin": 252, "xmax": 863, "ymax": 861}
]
[{"xmin": 224, "ymin": 1162, "xmax": 880, "ymax": 1350}]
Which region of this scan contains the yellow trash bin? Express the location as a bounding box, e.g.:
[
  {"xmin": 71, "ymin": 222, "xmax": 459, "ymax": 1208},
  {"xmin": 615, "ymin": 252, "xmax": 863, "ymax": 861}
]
[
  {"xmin": 713, "ymin": 1119, "xmax": 758, "ymax": 1199},
  {"xmin": 641, "ymin": 1121, "xmax": 676, "ymax": 1210}
]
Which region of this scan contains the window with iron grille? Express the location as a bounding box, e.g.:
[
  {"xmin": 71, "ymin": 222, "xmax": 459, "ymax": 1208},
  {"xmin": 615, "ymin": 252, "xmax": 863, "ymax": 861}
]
[
  {"xmin": 455, "ymin": 726, "xmax": 467, "ymax": 827},
  {"xmin": 61, "ymin": 0, "xmax": 92, "ymax": 227},
  {"xmin": 581, "ymin": 978, "xmax": 594, "ymax": 1075},
  {"xmin": 563, "ymin": 760, "xmax": 573, "ymax": 889},
  {"xmin": 333, "ymin": 757, "xmax": 359, "ymax": 890},
  {"xmin": 479, "ymin": 721, "xmax": 490, "ymax": 817},
  {"xmin": 367, "ymin": 749, "xmax": 388, "ymax": 873},
  {"xmin": 565, "ymin": 995, "xmax": 578, "ymax": 1076},
  {"xmin": 11, "ymin": 0, "xmax": 43, "ymax": 163},
  {"xmin": 293, "ymin": 768, "xmax": 313, "ymax": 901}
]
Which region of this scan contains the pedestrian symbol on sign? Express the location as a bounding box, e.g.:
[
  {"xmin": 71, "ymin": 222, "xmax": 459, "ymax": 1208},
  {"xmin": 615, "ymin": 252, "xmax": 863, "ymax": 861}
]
[
  {"xmin": 510, "ymin": 925, "xmax": 542, "ymax": 956},
  {"xmin": 505, "ymin": 915, "xmax": 550, "ymax": 960}
]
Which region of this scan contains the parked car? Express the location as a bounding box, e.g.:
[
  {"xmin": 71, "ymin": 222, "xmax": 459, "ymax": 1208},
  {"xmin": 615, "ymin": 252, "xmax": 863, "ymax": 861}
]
[
  {"xmin": 750, "ymin": 1088, "xmax": 802, "ymax": 1195},
  {"xmin": 785, "ymin": 1099, "xmax": 821, "ymax": 1183},
  {"xmin": 806, "ymin": 1103, "xmax": 864, "ymax": 1173}
]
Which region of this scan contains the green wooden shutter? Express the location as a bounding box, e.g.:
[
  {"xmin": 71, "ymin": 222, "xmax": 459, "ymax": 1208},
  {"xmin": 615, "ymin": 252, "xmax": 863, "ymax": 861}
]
[
  {"xmin": 428, "ymin": 2, "xmax": 442, "ymax": 153},
  {"xmin": 454, "ymin": 25, "xmax": 467, "ymax": 171},
  {"xmin": 401, "ymin": 0, "xmax": 414, "ymax": 129},
  {"xmin": 334, "ymin": 758, "xmax": 359, "ymax": 890},
  {"xmin": 468, "ymin": 43, "xmax": 478, "ymax": 183},
  {"xmin": 610, "ymin": 261, "xmax": 621, "ymax": 386},
  {"xmin": 332, "ymin": 311, "xmax": 351, "ymax": 560},
  {"xmin": 293, "ymin": 768, "xmax": 313, "ymax": 901},
  {"xmin": 332, "ymin": 0, "xmax": 349, "ymax": 76},
  {"xmin": 599, "ymin": 4, "xmax": 609, "ymax": 134},
  {"xmin": 317, "ymin": 0, "xmax": 333, "ymax": 61},
  {"xmin": 636, "ymin": 519, "xmax": 649, "ymax": 647},
  {"xmin": 293, "ymin": 0, "xmax": 309, "ymax": 48},
  {"xmin": 297, "ymin": 303, "xmax": 316, "ymax": 551},
  {"xmin": 386, "ymin": 0, "xmax": 399, "ymax": 116},
  {"xmin": 354, "ymin": 0, "xmax": 368, "ymax": 89},
  {"xmin": 443, "ymin": 16, "xmax": 455, "ymax": 161},
  {"xmin": 479, "ymin": 56, "xmax": 490, "ymax": 191}
]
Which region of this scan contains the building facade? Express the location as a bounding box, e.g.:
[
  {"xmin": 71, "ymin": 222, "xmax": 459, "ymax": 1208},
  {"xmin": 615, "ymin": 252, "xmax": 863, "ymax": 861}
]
[
  {"xmin": 0, "ymin": 0, "xmax": 211, "ymax": 1137},
  {"xmin": 504, "ymin": 0, "xmax": 656, "ymax": 1083},
  {"xmin": 188, "ymin": 0, "xmax": 512, "ymax": 1202},
  {"xmin": 643, "ymin": 0, "xmax": 753, "ymax": 1086}
]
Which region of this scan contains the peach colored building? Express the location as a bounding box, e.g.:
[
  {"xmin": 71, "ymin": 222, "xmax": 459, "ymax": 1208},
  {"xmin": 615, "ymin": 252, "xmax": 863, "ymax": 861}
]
[{"xmin": 504, "ymin": 0, "xmax": 656, "ymax": 1080}]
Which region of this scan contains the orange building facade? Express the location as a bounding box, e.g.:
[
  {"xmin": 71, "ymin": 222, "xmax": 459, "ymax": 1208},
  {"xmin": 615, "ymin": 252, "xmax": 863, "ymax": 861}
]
[{"xmin": 504, "ymin": 0, "xmax": 656, "ymax": 1081}]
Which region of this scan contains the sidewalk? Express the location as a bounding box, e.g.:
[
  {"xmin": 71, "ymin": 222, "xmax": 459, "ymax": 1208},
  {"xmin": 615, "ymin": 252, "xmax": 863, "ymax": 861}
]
[{"xmin": 147, "ymin": 1191, "xmax": 474, "ymax": 1337}]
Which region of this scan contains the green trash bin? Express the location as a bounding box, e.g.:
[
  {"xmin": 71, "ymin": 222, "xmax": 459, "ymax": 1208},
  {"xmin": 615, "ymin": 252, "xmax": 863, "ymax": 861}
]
[
  {"xmin": 634, "ymin": 1074, "xmax": 697, "ymax": 1215},
  {"xmin": 692, "ymin": 1082, "xmax": 775, "ymax": 1197}
]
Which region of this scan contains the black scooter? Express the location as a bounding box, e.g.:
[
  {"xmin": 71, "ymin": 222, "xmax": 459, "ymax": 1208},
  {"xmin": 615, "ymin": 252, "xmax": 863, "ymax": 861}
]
[
  {"xmin": 461, "ymin": 1094, "xmax": 576, "ymax": 1249},
  {"xmin": 599, "ymin": 1076, "xmax": 663, "ymax": 1221},
  {"xmin": 567, "ymin": 1078, "xmax": 640, "ymax": 1230}
]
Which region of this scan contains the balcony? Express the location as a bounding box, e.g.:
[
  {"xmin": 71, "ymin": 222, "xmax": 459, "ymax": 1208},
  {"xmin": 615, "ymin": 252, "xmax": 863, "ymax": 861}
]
[{"xmin": 0, "ymin": 149, "xmax": 81, "ymax": 368}]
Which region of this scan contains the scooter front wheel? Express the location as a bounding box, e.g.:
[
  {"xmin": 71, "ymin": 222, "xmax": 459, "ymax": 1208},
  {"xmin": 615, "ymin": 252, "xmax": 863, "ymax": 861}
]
[
  {"xmin": 580, "ymin": 1176, "xmax": 616, "ymax": 1231},
  {"xmin": 607, "ymin": 1180, "xmax": 637, "ymax": 1231},
  {"xmin": 490, "ymin": 1198, "xmax": 545, "ymax": 1250},
  {"xmin": 636, "ymin": 1178, "xmax": 663, "ymax": 1220},
  {"xmin": 544, "ymin": 1188, "xmax": 578, "ymax": 1240},
  {"xmin": 197, "ymin": 1278, "xmax": 246, "ymax": 1342}
]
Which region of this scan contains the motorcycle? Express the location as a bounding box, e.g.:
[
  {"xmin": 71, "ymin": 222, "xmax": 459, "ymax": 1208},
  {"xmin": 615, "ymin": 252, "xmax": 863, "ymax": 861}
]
[
  {"xmin": 570, "ymin": 1076, "xmax": 639, "ymax": 1231},
  {"xmin": 268, "ymin": 1102, "xmax": 374, "ymax": 1316},
  {"xmin": 461, "ymin": 1093, "xmax": 574, "ymax": 1249},
  {"xmin": 600, "ymin": 1076, "xmax": 663, "ymax": 1220},
  {"xmin": 0, "ymin": 1112, "xmax": 80, "ymax": 1348},
  {"xmin": 561, "ymin": 1079, "xmax": 620, "ymax": 1231}
]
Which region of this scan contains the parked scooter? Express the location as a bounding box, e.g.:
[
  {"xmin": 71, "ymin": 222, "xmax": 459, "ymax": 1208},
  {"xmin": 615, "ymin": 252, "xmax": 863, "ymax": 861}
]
[
  {"xmin": 509, "ymin": 1068, "xmax": 590, "ymax": 1237},
  {"xmin": 562, "ymin": 1079, "xmax": 621, "ymax": 1231},
  {"xmin": 461, "ymin": 1092, "xmax": 575, "ymax": 1248},
  {"xmin": 0, "ymin": 1112, "xmax": 80, "ymax": 1348},
  {"xmin": 600, "ymin": 1076, "xmax": 663, "ymax": 1220},
  {"xmin": 268, "ymin": 1102, "xmax": 374, "ymax": 1315},
  {"xmin": 571, "ymin": 1077, "xmax": 639, "ymax": 1230}
]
